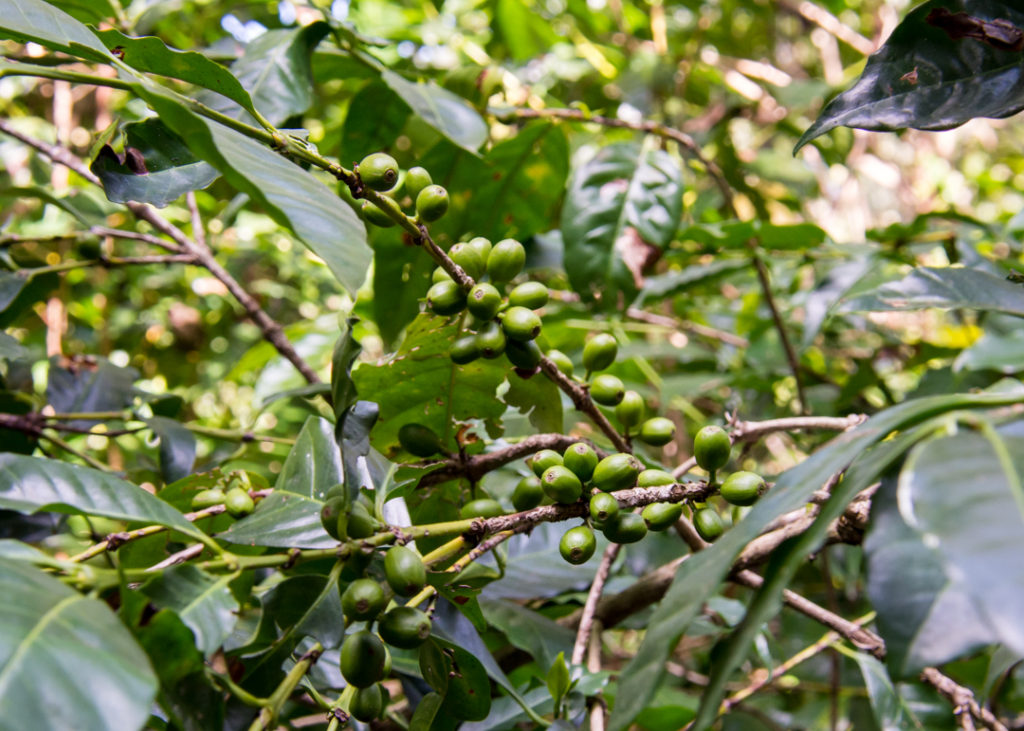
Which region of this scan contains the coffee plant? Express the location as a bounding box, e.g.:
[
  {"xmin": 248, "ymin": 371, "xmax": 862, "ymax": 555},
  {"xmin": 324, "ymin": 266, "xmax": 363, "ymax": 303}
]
[{"xmin": 1, "ymin": 0, "xmax": 1023, "ymax": 729}]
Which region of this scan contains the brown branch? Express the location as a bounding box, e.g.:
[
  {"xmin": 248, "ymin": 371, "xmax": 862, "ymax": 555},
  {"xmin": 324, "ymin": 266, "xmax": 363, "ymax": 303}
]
[
  {"xmin": 416, "ymin": 433, "xmax": 604, "ymax": 488},
  {"xmin": 921, "ymin": 668, "xmax": 1008, "ymax": 731},
  {"xmin": 571, "ymin": 543, "xmax": 621, "ymax": 666},
  {"xmin": 776, "ymin": 0, "xmax": 875, "ymax": 55},
  {"xmin": 752, "ymin": 253, "xmax": 807, "ymax": 414},
  {"xmin": 538, "ymin": 355, "xmax": 631, "ymax": 452},
  {"xmin": 625, "ymin": 307, "xmax": 749, "ymax": 348},
  {"xmin": 0, "ymin": 119, "xmax": 322, "ymax": 386},
  {"xmin": 730, "ymin": 413, "xmax": 867, "ymax": 442}
]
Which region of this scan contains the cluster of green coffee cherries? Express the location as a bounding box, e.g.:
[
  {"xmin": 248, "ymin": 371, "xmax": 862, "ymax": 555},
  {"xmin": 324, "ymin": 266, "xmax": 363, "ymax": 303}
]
[
  {"xmin": 189, "ymin": 484, "xmax": 255, "ymax": 516},
  {"xmin": 687, "ymin": 424, "xmax": 767, "ymax": 542},
  {"xmin": 356, "ymin": 152, "xmax": 450, "ymax": 226},
  {"xmin": 317, "ymin": 486, "xmax": 434, "ymax": 722}
]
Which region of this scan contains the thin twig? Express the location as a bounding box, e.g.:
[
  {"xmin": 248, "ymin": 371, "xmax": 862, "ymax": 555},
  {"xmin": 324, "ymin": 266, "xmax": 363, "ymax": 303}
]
[
  {"xmin": 625, "ymin": 307, "xmax": 749, "ymax": 348},
  {"xmin": 571, "ymin": 543, "xmax": 621, "ymax": 666},
  {"xmin": 0, "ymin": 119, "xmax": 322, "ymax": 386},
  {"xmin": 753, "ymin": 253, "xmax": 807, "ymax": 413}
]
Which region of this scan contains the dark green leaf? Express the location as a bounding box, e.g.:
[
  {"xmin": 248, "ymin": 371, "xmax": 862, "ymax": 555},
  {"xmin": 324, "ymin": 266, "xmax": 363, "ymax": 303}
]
[
  {"xmin": 0, "ymin": 271, "xmax": 29, "ymax": 315},
  {"xmin": 382, "ymin": 70, "xmax": 488, "ymax": 153},
  {"xmin": 847, "ymin": 650, "xmax": 918, "ymax": 730},
  {"xmin": 0, "ymin": 559, "xmax": 156, "ymax": 731},
  {"xmin": 220, "ymin": 417, "xmax": 341, "ymax": 549},
  {"xmin": 142, "ymin": 565, "xmax": 239, "ymax": 656},
  {"xmin": 257, "ymin": 572, "xmax": 345, "ymax": 651},
  {"xmin": 841, "ymin": 266, "xmax": 1024, "ymax": 316},
  {"xmin": 897, "ymin": 429, "xmax": 1024, "ymax": 656},
  {"xmin": 479, "ymin": 598, "xmax": 575, "ymax": 671},
  {"xmin": 608, "ymin": 389, "xmax": 1024, "ymax": 731},
  {"xmin": 371, "ymin": 229, "xmax": 435, "ymax": 345},
  {"xmin": 90, "ymin": 118, "xmax": 218, "ymax": 207},
  {"xmin": 352, "ymin": 313, "xmax": 507, "ymax": 454},
  {"xmin": 561, "ymin": 143, "xmax": 683, "ymax": 304},
  {"xmin": 0, "ymin": 453, "xmax": 204, "ymax": 539},
  {"xmin": 864, "ymin": 477, "xmax": 996, "ymax": 678},
  {"xmin": 198, "ymin": 24, "xmax": 329, "ymax": 126},
  {"xmin": 46, "ymin": 357, "xmax": 137, "ymax": 428},
  {"xmin": 798, "ymin": 1, "xmax": 1024, "ymax": 151},
  {"xmin": 94, "ymin": 29, "xmax": 259, "ymax": 119},
  {"xmin": 546, "ymin": 651, "xmax": 571, "ymax": 707},
  {"xmin": 339, "ymin": 81, "xmax": 410, "ymax": 167},
  {"xmin": 504, "ymin": 370, "xmax": 564, "ymax": 433},
  {"xmin": 331, "ymin": 317, "xmax": 362, "ymax": 422},
  {"xmin": 635, "ymin": 259, "xmax": 747, "ymax": 307},
  {"xmin": 47, "ymin": 0, "xmax": 116, "ymax": 24},
  {"xmin": 0, "ymin": 0, "xmax": 112, "ymax": 62},
  {"xmin": 131, "ymin": 80, "xmax": 370, "ymax": 296},
  {"xmin": 147, "ymin": 417, "xmax": 197, "ymax": 484}
]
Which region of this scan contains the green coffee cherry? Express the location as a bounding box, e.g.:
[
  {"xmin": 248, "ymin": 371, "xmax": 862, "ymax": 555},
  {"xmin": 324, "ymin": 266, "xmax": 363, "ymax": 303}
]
[
  {"xmin": 465, "ymin": 236, "xmax": 492, "ymax": 265},
  {"xmin": 642, "ymin": 502, "xmax": 683, "ymax": 531},
  {"xmin": 467, "ymin": 283, "xmax": 503, "ymax": 321},
  {"xmin": 460, "ymin": 498, "xmax": 504, "ymax": 519},
  {"xmin": 602, "ymin": 512, "xmax": 647, "ymax": 544},
  {"xmin": 589, "ymin": 492, "xmax": 620, "ymax": 526},
  {"xmin": 449, "ymin": 242, "xmax": 486, "ymax": 280},
  {"xmin": 426, "ymin": 280, "xmax": 466, "ymax": 317},
  {"xmin": 225, "ymin": 487, "xmax": 254, "ymax": 518},
  {"xmin": 694, "ymin": 507, "xmax": 725, "ymax": 542},
  {"xmin": 719, "ymin": 471, "xmax": 766, "ymax": 507},
  {"xmin": 637, "ymin": 469, "xmax": 675, "ymax": 487},
  {"xmin": 398, "ymin": 423, "xmax": 444, "ymax": 457},
  {"xmin": 476, "ymin": 321, "xmax": 507, "ymax": 359},
  {"xmin": 191, "ymin": 488, "xmax": 225, "ymax": 510},
  {"xmin": 341, "ymin": 578, "xmax": 388, "ymax": 622},
  {"xmin": 541, "ymin": 465, "xmax": 583, "ymax": 504},
  {"xmin": 432, "ymin": 266, "xmax": 452, "ymax": 283},
  {"xmin": 559, "ymin": 525, "xmax": 597, "ymax": 565},
  {"xmin": 501, "ymin": 306, "xmax": 542, "ymax": 341},
  {"xmin": 592, "ymin": 453, "xmax": 642, "ymax": 492},
  {"xmin": 486, "ymin": 238, "xmax": 525, "ymax": 282},
  {"xmin": 615, "ymin": 391, "xmax": 645, "ymax": 428},
  {"xmin": 405, "ymin": 166, "xmax": 432, "ymax": 201},
  {"xmin": 416, "ymin": 184, "xmax": 449, "ymax": 222},
  {"xmin": 639, "ymin": 417, "xmax": 676, "ymax": 447},
  {"xmin": 378, "ymin": 606, "xmax": 432, "ymax": 649},
  {"xmin": 346, "ymin": 502, "xmax": 380, "ymax": 539},
  {"xmin": 350, "ymin": 683, "xmax": 384, "ymax": 722},
  {"xmin": 384, "ymin": 545, "xmax": 427, "ymax": 596},
  {"xmin": 512, "ymin": 475, "xmax": 544, "ymax": 511},
  {"xmin": 508, "ymin": 281, "xmax": 549, "ymax": 310},
  {"xmin": 582, "ymin": 333, "xmax": 617, "ymax": 373},
  {"xmin": 360, "ymin": 198, "xmax": 397, "ymax": 228},
  {"xmin": 320, "ymin": 496, "xmax": 347, "ymax": 540},
  {"xmin": 546, "ymin": 349, "xmax": 574, "ymax": 376},
  {"xmin": 563, "ymin": 442, "xmax": 599, "ymax": 483},
  {"xmin": 450, "ymin": 335, "xmax": 480, "ymax": 365},
  {"xmin": 529, "ymin": 449, "xmax": 564, "ymax": 477},
  {"xmin": 359, "ymin": 152, "xmax": 400, "ymax": 192},
  {"xmin": 340, "ymin": 630, "xmax": 388, "ymax": 688},
  {"xmin": 505, "ymin": 339, "xmax": 542, "ymax": 370},
  {"xmin": 589, "ymin": 374, "xmax": 625, "ymax": 406},
  {"xmin": 694, "ymin": 425, "xmax": 731, "ymax": 473}
]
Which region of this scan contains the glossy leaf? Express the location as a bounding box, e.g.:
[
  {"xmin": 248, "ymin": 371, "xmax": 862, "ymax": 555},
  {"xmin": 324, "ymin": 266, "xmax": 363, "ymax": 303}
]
[
  {"xmin": 198, "ymin": 23, "xmax": 329, "ymax": 126},
  {"xmin": 46, "ymin": 357, "xmax": 137, "ymax": 428},
  {"xmin": 146, "ymin": 416, "xmax": 197, "ymax": 484},
  {"xmin": 352, "ymin": 313, "xmax": 507, "ymax": 454},
  {"xmin": 897, "ymin": 430, "xmax": 1024, "ymax": 656},
  {"xmin": 798, "ymin": 1, "xmax": 1024, "ymax": 151},
  {"xmin": 479, "ymin": 598, "xmax": 575, "ymax": 671},
  {"xmin": 846, "ymin": 650, "xmax": 918, "ymax": 731},
  {"xmin": 0, "ymin": 0, "xmax": 112, "ymax": 62},
  {"xmin": 94, "ymin": 29, "xmax": 259, "ymax": 119},
  {"xmin": 382, "ymin": 70, "xmax": 488, "ymax": 153},
  {"xmin": 0, "ymin": 453, "xmax": 203, "ymax": 539},
  {"xmin": 339, "ymin": 81, "xmax": 410, "ymax": 167},
  {"xmin": 0, "ymin": 559, "xmax": 156, "ymax": 731},
  {"xmin": 504, "ymin": 370, "xmax": 564, "ymax": 434},
  {"xmin": 142, "ymin": 565, "xmax": 238, "ymax": 656},
  {"xmin": 864, "ymin": 477, "xmax": 996, "ymax": 678},
  {"xmin": 842, "ymin": 266, "xmax": 1024, "ymax": 316},
  {"xmin": 131, "ymin": 79, "xmax": 371, "ymax": 296},
  {"xmin": 608, "ymin": 389, "xmax": 1024, "ymax": 731},
  {"xmin": 561, "ymin": 143, "xmax": 683, "ymax": 303},
  {"xmin": 220, "ymin": 417, "xmax": 341, "ymax": 548},
  {"xmin": 90, "ymin": 118, "xmax": 218, "ymax": 207}
]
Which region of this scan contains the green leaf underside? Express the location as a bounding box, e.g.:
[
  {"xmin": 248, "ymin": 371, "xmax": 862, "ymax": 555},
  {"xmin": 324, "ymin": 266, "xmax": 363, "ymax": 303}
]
[
  {"xmin": 841, "ymin": 266, "xmax": 1024, "ymax": 316},
  {"xmin": 382, "ymin": 70, "xmax": 488, "ymax": 153},
  {"xmin": 0, "ymin": 453, "xmax": 204, "ymax": 540},
  {"xmin": 608, "ymin": 389, "xmax": 1024, "ymax": 731},
  {"xmin": 0, "ymin": 0, "xmax": 112, "ymax": 62},
  {"xmin": 561, "ymin": 143, "xmax": 683, "ymax": 304},
  {"xmin": 798, "ymin": 1, "xmax": 1024, "ymax": 151},
  {"xmin": 220, "ymin": 417, "xmax": 341, "ymax": 548},
  {"xmin": 0, "ymin": 559, "xmax": 156, "ymax": 731}
]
